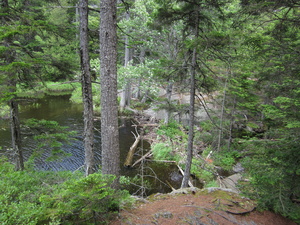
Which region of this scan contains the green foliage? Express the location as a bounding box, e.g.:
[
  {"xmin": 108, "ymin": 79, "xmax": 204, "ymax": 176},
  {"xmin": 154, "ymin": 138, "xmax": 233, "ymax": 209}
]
[
  {"xmin": 181, "ymin": 158, "xmax": 215, "ymax": 186},
  {"xmin": 0, "ymin": 103, "xmax": 10, "ymax": 119},
  {"xmin": 69, "ymin": 85, "xmax": 82, "ymax": 104},
  {"xmin": 24, "ymin": 119, "xmax": 76, "ymax": 162},
  {"xmin": 241, "ymin": 135, "xmax": 300, "ymax": 223},
  {"xmin": 156, "ymin": 120, "xmax": 186, "ymax": 140},
  {"xmin": 41, "ymin": 173, "xmax": 130, "ymax": 224},
  {"xmin": 70, "ymin": 82, "xmax": 101, "ymax": 113},
  {"xmin": 14, "ymin": 82, "xmax": 81, "ymax": 98},
  {"xmin": 0, "ymin": 159, "xmax": 75, "ymax": 225},
  {"xmin": 205, "ymin": 180, "xmax": 218, "ymax": 188},
  {"xmin": 152, "ymin": 143, "xmax": 174, "ymax": 161},
  {"xmin": 199, "ymin": 120, "xmax": 214, "ymax": 132},
  {"xmin": 0, "ymin": 159, "xmax": 131, "ymax": 225},
  {"xmin": 131, "ymin": 101, "xmax": 149, "ymax": 110},
  {"xmin": 153, "ymin": 120, "xmax": 187, "ymax": 162},
  {"xmin": 213, "ymin": 148, "xmax": 241, "ymax": 171},
  {"xmin": 44, "ymin": 82, "xmax": 79, "ymax": 94}
]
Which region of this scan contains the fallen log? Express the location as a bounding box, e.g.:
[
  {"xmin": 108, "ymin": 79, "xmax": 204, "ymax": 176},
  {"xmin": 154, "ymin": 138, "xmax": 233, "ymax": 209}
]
[
  {"xmin": 151, "ymin": 160, "xmax": 177, "ymax": 164},
  {"xmin": 124, "ymin": 135, "xmax": 141, "ymax": 167},
  {"xmin": 131, "ymin": 151, "xmax": 152, "ymax": 167},
  {"xmin": 166, "ymin": 180, "xmax": 176, "ymax": 191}
]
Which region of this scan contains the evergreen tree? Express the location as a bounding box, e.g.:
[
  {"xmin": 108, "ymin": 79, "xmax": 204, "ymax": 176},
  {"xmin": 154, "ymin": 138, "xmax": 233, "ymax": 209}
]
[
  {"xmin": 220, "ymin": 1, "xmax": 300, "ymax": 221},
  {"xmin": 154, "ymin": 0, "xmax": 228, "ymax": 188},
  {"xmin": 79, "ymin": 0, "xmax": 95, "ymax": 176},
  {"xmin": 0, "ymin": 0, "xmax": 79, "ymax": 169},
  {"xmin": 100, "ymin": 0, "xmax": 120, "ymax": 187}
]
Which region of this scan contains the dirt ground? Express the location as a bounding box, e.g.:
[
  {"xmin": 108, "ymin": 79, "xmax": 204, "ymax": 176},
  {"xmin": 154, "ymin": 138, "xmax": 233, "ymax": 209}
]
[{"xmin": 111, "ymin": 188, "xmax": 297, "ymax": 225}]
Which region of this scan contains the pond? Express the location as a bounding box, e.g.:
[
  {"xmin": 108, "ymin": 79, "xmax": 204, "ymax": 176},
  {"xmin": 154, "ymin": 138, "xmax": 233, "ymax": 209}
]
[{"xmin": 0, "ymin": 94, "xmax": 188, "ymax": 195}]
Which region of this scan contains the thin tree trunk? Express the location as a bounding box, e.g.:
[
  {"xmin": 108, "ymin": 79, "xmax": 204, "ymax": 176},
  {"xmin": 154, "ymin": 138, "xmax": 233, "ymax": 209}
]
[
  {"xmin": 100, "ymin": 0, "xmax": 120, "ymax": 187},
  {"xmin": 2, "ymin": 0, "xmax": 23, "ymax": 170},
  {"xmin": 9, "ymin": 96, "xmax": 24, "ymax": 171},
  {"xmin": 79, "ymin": 0, "xmax": 94, "ymax": 176},
  {"xmin": 181, "ymin": 8, "xmax": 199, "ymax": 188},
  {"xmin": 164, "ymin": 81, "xmax": 173, "ymax": 124},
  {"xmin": 120, "ymin": 11, "xmax": 131, "ymax": 110},
  {"xmin": 141, "ymin": 89, "xmax": 149, "ymax": 104},
  {"xmin": 181, "ymin": 47, "xmax": 196, "ymax": 188},
  {"xmin": 135, "ymin": 48, "xmax": 145, "ymax": 99}
]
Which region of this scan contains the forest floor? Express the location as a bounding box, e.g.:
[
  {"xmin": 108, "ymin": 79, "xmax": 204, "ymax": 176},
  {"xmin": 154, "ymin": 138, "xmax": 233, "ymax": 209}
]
[{"xmin": 110, "ymin": 187, "xmax": 296, "ymax": 225}]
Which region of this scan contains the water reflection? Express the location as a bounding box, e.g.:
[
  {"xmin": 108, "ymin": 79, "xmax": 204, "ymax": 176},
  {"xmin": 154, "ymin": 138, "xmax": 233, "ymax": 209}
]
[{"xmin": 0, "ymin": 95, "xmax": 186, "ymax": 195}]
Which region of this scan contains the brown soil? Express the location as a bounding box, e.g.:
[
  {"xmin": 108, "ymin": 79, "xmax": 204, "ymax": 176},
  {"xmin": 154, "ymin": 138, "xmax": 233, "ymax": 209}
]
[{"xmin": 111, "ymin": 188, "xmax": 296, "ymax": 225}]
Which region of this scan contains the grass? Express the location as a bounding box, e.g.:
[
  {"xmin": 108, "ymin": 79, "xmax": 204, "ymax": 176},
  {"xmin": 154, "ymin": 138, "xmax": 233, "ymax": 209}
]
[{"xmin": 16, "ymin": 81, "xmax": 80, "ymax": 99}]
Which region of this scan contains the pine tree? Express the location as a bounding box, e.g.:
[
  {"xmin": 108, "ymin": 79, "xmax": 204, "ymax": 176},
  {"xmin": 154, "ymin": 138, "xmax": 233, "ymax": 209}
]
[{"xmin": 100, "ymin": 0, "xmax": 120, "ymax": 187}]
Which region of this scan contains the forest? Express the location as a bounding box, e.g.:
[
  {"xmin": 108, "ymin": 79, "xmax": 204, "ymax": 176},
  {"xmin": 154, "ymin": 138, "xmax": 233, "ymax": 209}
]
[{"xmin": 0, "ymin": 0, "xmax": 299, "ymax": 224}]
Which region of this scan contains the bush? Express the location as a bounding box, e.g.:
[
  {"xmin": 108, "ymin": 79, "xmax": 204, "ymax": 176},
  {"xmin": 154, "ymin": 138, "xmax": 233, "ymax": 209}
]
[
  {"xmin": 190, "ymin": 158, "xmax": 215, "ymax": 185},
  {"xmin": 240, "ymin": 136, "xmax": 300, "ymax": 223},
  {"xmin": 0, "ymin": 103, "xmax": 10, "ymax": 119},
  {"xmin": 0, "ymin": 158, "xmax": 130, "ymax": 225},
  {"xmin": 156, "ymin": 120, "xmax": 186, "ymax": 140},
  {"xmin": 41, "ymin": 173, "xmax": 129, "ymax": 224},
  {"xmin": 0, "ymin": 159, "xmax": 73, "ymax": 224},
  {"xmin": 152, "ymin": 143, "xmax": 175, "ymax": 161},
  {"xmin": 213, "ymin": 148, "xmax": 241, "ymax": 171}
]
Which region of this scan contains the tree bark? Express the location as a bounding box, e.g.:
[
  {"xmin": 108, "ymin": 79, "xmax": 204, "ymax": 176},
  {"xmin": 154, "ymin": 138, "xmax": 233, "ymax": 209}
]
[
  {"xmin": 135, "ymin": 48, "xmax": 145, "ymax": 99},
  {"xmin": 1, "ymin": 0, "xmax": 24, "ymax": 170},
  {"xmin": 181, "ymin": 54, "xmax": 196, "ymax": 187},
  {"xmin": 120, "ymin": 11, "xmax": 132, "ymax": 111},
  {"xmin": 9, "ymin": 96, "xmax": 24, "ymax": 171},
  {"xmin": 181, "ymin": 8, "xmax": 199, "ymax": 188},
  {"xmin": 100, "ymin": 0, "xmax": 120, "ymax": 186},
  {"xmin": 79, "ymin": 0, "xmax": 95, "ymax": 176},
  {"xmin": 164, "ymin": 81, "xmax": 173, "ymax": 124}
]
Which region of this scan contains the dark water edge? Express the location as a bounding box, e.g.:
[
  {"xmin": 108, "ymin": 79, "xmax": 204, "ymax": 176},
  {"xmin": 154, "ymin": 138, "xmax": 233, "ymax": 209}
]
[{"xmin": 0, "ymin": 94, "xmax": 190, "ymax": 195}]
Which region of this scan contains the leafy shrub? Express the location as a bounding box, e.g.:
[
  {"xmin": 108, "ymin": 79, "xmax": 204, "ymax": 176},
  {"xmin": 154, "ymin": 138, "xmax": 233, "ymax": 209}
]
[
  {"xmin": 156, "ymin": 120, "xmax": 186, "ymax": 140},
  {"xmin": 41, "ymin": 173, "xmax": 130, "ymax": 224},
  {"xmin": 199, "ymin": 120, "xmax": 214, "ymax": 132},
  {"xmin": 45, "ymin": 82, "xmax": 79, "ymax": 93},
  {"xmin": 241, "ymin": 136, "xmax": 300, "ymax": 223},
  {"xmin": 0, "ymin": 159, "xmax": 74, "ymax": 224},
  {"xmin": 0, "ymin": 158, "xmax": 130, "ymax": 225},
  {"xmin": 194, "ymin": 131, "xmax": 214, "ymax": 145},
  {"xmin": 0, "ymin": 104, "xmax": 10, "ymax": 119},
  {"xmin": 205, "ymin": 180, "xmax": 218, "ymax": 188},
  {"xmin": 190, "ymin": 158, "xmax": 215, "ymax": 185},
  {"xmin": 213, "ymin": 148, "xmax": 241, "ymax": 171},
  {"xmin": 152, "ymin": 143, "xmax": 174, "ymax": 161}
]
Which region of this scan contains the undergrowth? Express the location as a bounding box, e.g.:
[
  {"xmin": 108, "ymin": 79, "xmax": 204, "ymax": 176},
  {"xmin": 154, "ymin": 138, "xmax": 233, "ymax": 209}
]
[{"xmin": 0, "ymin": 158, "xmax": 132, "ymax": 225}]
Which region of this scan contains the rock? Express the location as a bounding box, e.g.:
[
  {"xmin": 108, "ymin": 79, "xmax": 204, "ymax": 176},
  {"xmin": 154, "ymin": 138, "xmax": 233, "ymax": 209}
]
[
  {"xmin": 154, "ymin": 211, "xmax": 173, "ymax": 219},
  {"xmin": 170, "ymin": 187, "xmax": 200, "ymax": 195},
  {"xmin": 205, "ymin": 187, "xmax": 239, "ymax": 194},
  {"xmin": 233, "ymin": 162, "xmax": 244, "ymax": 173},
  {"xmin": 217, "ymin": 173, "xmax": 242, "ymax": 193}
]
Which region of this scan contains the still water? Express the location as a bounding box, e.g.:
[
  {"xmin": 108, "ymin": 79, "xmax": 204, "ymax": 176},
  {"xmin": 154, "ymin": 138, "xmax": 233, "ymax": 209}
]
[{"xmin": 0, "ymin": 94, "xmax": 184, "ymax": 195}]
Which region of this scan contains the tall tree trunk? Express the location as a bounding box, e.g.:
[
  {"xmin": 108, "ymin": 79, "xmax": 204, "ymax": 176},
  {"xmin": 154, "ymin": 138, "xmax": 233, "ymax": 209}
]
[
  {"xmin": 135, "ymin": 48, "xmax": 145, "ymax": 99},
  {"xmin": 9, "ymin": 91, "xmax": 24, "ymax": 171},
  {"xmin": 181, "ymin": 47, "xmax": 196, "ymax": 188},
  {"xmin": 79, "ymin": 0, "xmax": 95, "ymax": 176},
  {"xmin": 100, "ymin": 0, "xmax": 120, "ymax": 186},
  {"xmin": 120, "ymin": 11, "xmax": 131, "ymax": 111},
  {"xmin": 1, "ymin": 0, "xmax": 24, "ymax": 170},
  {"xmin": 181, "ymin": 8, "xmax": 199, "ymax": 188}
]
